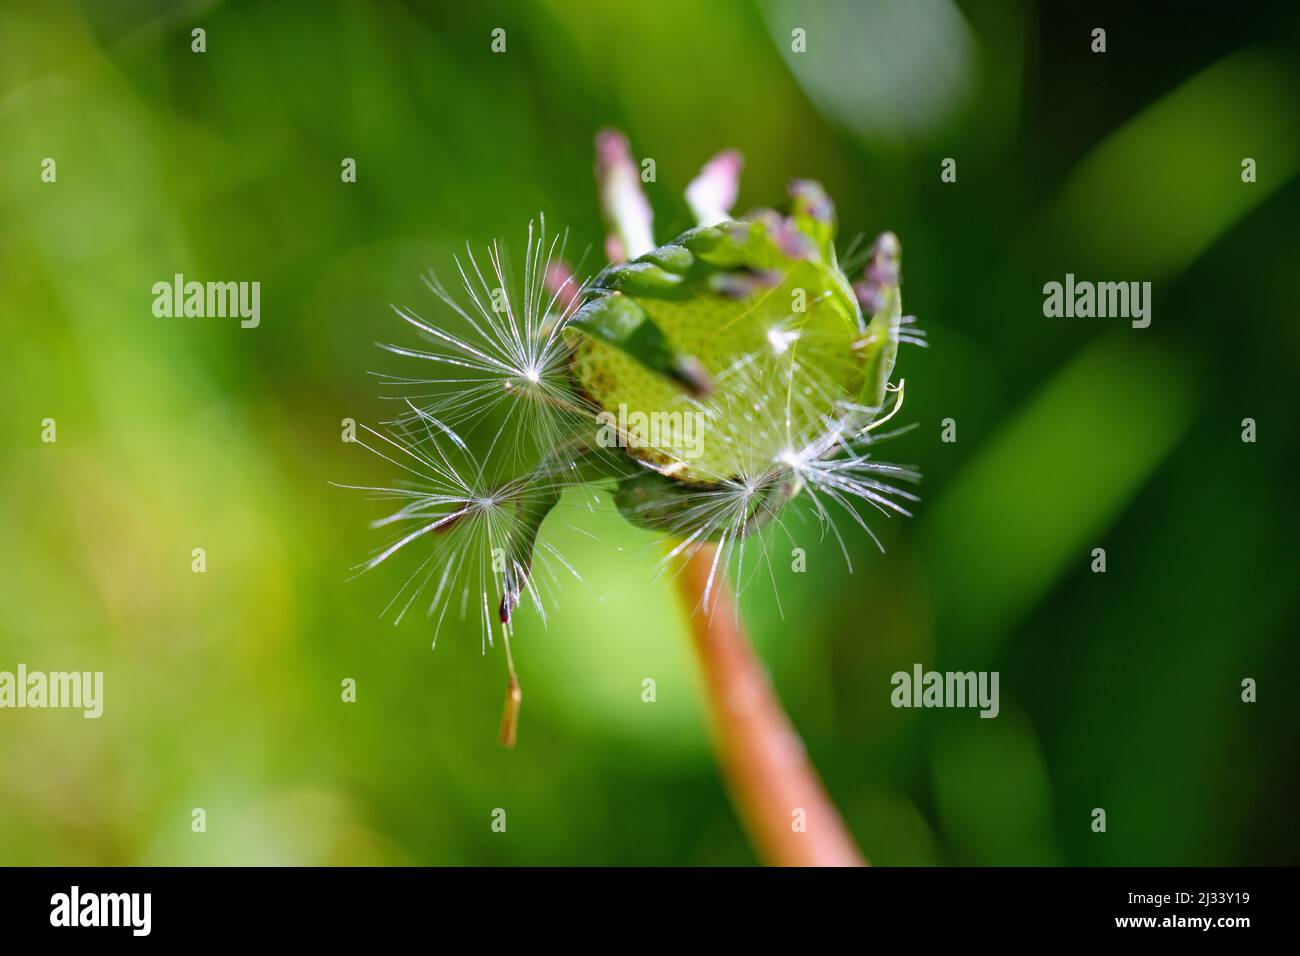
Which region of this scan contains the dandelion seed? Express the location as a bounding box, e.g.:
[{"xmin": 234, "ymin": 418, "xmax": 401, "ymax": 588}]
[
  {"xmin": 336, "ymin": 411, "xmax": 583, "ymax": 652},
  {"xmin": 767, "ymin": 326, "xmax": 801, "ymax": 354},
  {"xmin": 376, "ymin": 217, "xmax": 596, "ymax": 472}
]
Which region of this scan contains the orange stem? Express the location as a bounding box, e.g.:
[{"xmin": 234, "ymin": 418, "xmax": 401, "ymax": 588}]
[{"xmin": 675, "ymin": 543, "xmax": 867, "ymax": 867}]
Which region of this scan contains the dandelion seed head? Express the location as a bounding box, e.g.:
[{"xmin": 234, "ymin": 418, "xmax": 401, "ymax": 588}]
[{"xmin": 348, "ymin": 157, "xmax": 923, "ymax": 662}]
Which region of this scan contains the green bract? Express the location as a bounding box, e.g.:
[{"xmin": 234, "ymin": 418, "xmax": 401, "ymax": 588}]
[{"xmin": 565, "ymin": 181, "xmax": 902, "ymax": 533}]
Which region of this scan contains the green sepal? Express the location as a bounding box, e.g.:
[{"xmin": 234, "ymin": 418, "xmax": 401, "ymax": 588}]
[{"xmin": 858, "ymin": 286, "xmax": 902, "ymax": 414}]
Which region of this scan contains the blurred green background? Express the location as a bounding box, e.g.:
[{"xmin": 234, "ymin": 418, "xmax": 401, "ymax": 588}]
[{"xmin": 1, "ymin": 0, "xmax": 1297, "ymax": 865}]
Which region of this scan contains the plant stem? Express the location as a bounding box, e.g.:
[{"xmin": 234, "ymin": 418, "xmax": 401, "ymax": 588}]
[
  {"xmin": 674, "ymin": 542, "xmax": 867, "ymax": 867},
  {"xmin": 498, "ymin": 641, "xmax": 521, "ymax": 749}
]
